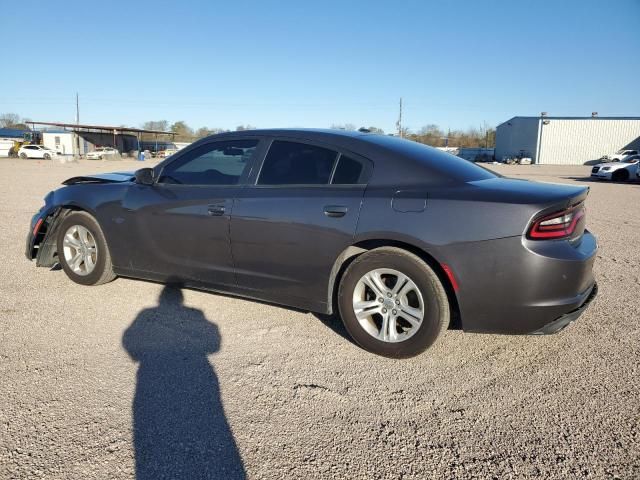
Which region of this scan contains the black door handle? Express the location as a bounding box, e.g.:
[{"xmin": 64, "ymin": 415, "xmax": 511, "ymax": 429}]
[
  {"xmin": 323, "ymin": 205, "xmax": 348, "ymax": 218},
  {"xmin": 208, "ymin": 204, "xmax": 226, "ymax": 216}
]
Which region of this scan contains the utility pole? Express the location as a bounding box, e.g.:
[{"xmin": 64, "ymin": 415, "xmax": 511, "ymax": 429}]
[
  {"xmin": 396, "ymin": 97, "xmax": 403, "ymax": 138},
  {"xmin": 75, "ymin": 92, "xmax": 80, "ymax": 158}
]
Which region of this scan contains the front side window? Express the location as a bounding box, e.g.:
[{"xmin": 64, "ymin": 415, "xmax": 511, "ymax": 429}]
[
  {"xmin": 159, "ymin": 140, "xmax": 258, "ymax": 185},
  {"xmin": 258, "ymin": 141, "xmax": 338, "ymax": 185}
]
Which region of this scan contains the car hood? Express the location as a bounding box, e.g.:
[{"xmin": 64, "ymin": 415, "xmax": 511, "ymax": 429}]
[
  {"xmin": 62, "ymin": 171, "xmax": 135, "ymax": 185},
  {"xmin": 595, "ymin": 162, "xmax": 635, "ymax": 169}
]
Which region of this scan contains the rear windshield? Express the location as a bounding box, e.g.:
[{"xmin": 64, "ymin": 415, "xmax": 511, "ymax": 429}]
[{"xmin": 363, "ymin": 135, "xmax": 497, "ymax": 182}]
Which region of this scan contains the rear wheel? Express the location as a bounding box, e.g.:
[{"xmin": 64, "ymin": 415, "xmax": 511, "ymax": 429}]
[
  {"xmin": 337, "ymin": 247, "xmax": 449, "ymax": 358},
  {"xmin": 56, "ymin": 211, "xmax": 116, "ymax": 286},
  {"xmin": 612, "ymin": 169, "xmax": 629, "ymax": 182},
  {"xmin": 19, "ymin": 153, "xmax": 27, "ymax": 159}
]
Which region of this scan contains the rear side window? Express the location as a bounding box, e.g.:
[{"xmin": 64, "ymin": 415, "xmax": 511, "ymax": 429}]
[
  {"xmin": 258, "ymin": 141, "xmax": 338, "ymax": 185},
  {"xmin": 331, "ymin": 155, "xmax": 366, "ymax": 184}
]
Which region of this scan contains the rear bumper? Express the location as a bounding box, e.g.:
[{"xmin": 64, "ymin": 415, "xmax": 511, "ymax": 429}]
[
  {"xmin": 441, "ymin": 231, "xmax": 598, "ymax": 334},
  {"xmin": 531, "ymin": 282, "xmax": 597, "ymax": 334}
]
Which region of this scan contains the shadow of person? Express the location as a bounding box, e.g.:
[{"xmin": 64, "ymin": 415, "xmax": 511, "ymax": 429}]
[{"xmin": 122, "ymin": 285, "xmax": 246, "ymax": 480}]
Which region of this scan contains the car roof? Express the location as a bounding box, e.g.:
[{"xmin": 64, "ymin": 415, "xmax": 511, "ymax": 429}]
[{"xmin": 168, "ymin": 128, "xmax": 496, "ymax": 186}]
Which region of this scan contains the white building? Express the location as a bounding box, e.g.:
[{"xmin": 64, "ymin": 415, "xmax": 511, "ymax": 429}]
[
  {"xmin": 495, "ymin": 116, "xmax": 640, "ymax": 165},
  {"xmin": 41, "ymin": 130, "xmax": 138, "ymax": 157},
  {"xmin": 42, "ymin": 131, "xmax": 78, "ymax": 156}
]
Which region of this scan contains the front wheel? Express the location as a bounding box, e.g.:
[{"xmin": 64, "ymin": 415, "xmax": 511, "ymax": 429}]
[
  {"xmin": 337, "ymin": 247, "xmax": 449, "ymax": 358},
  {"xmin": 43, "ymin": 153, "xmax": 51, "ymax": 160},
  {"xmin": 612, "ymin": 170, "xmax": 629, "ymax": 182},
  {"xmin": 56, "ymin": 211, "xmax": 116, "ymax": 286}
]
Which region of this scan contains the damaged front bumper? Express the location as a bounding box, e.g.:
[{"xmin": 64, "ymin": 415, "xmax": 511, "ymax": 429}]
[{"xmin": 25, "ymin": 206, "xmax": 62, "ymax": 267}]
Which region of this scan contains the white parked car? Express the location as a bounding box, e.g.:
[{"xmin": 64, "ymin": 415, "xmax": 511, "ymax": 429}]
[
  {"xmin": 18, "ymin": 145, "xmax": 57, "ymax": 160},
  {"xmin": 86, "ymin": 147, "xmax": 119, "ymax": 160},
  {"xmin": 601, "ymin": 149, "xmax": 639, "ymax": 162},
  {"xmin": 156, "ymin": 148, "xmax": 179, "ymax": 158},
  {"xmin": 591, "ymin": 156, "xmax": 640, "ymax": 182}
]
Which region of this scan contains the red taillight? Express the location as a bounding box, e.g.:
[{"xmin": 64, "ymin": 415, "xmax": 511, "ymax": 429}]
[{"xmin": 527, "ymin": 204, "xmax": 585, "ymax": 240}]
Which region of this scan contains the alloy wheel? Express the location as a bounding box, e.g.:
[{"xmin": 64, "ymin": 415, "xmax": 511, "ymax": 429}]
[
  {"xmin": 352, "ymin": 268, "xmax": 425, "ymax": 343},
  {"xmin": 62, "ymin": 225, "xmax": 98, "ymax": 276}
]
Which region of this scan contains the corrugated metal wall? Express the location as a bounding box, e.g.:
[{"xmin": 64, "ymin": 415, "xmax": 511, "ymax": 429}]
[
  {"xmin": 495, "ymin": 117, "xmax": 540, "ymax": 162},
  {"xmin": 539, "ymin": 119, "xmax": 640, "ymax": 165}
]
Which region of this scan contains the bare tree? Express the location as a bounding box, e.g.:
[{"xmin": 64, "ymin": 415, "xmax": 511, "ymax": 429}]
[
  {"xmin": 141, "ymin": 120, "xmax": 169, "ymax": 132},
  {"xmin": 330, "ymin": 123, "xmax": 356, "ymax": 131},
  {"xmin": 0, "ymin": 113, "xmax": 22, "ymax": 128}
]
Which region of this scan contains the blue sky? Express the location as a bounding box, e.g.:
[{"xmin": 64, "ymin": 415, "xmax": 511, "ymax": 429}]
[{"xmin": 2, "ymin": 0, "xmax": 639, "ymax": 132}]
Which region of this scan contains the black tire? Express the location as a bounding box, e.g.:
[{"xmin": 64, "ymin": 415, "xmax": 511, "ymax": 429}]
[
  {"xmin": 337, "ymin": 247, "xmax": 449, "ymax": 358},
  {"xmin": 19, "ymin": 153, "xmax": 27, "ymax": 159},
  {"xmin": 43, "ymin": 153, "xmax": 51, "ymax": 160},
  {"xmin": 56, "ymin": 211, "xmax": 116, "ymax": 286},
  {"xmin": 612, "ymin": 169, "xmax": 629, "ymax": 182}
]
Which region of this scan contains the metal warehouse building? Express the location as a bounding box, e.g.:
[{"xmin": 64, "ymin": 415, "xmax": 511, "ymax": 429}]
[{"xmin": 495, "ymin": 116, "xmax": 640, "ymax": 165}]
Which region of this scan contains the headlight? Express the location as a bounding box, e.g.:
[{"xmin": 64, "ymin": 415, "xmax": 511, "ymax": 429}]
[{"xmin": 602, "ymin": 167, "xmax": 611, "ymax": 171}]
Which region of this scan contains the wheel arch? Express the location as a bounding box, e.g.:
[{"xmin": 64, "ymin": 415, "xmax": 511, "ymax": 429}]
[
  {"xmin": 327, "ymin": 239, "xmax": 461, "ymax": 329},
  {"xmin": 34, "ymin": 204, "xmax": 101, "ymax": 267}
]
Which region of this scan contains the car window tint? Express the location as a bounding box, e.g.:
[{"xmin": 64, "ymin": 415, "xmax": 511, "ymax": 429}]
[
  {"xmin": 158, "ymin": 140, "xmax": 258, "ymax": 185},
  {"xmin": 258, "ymin": 141, "xmax": 338, "ymax": 185},
  {"xmin": 331, "ymin": 155, "xmax": 366, "ymax": 184}
]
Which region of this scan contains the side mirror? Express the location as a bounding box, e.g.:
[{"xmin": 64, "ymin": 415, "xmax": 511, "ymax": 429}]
[{"xmin": 134, "ymin": 168, "xmax": 155, "ymax": 185}]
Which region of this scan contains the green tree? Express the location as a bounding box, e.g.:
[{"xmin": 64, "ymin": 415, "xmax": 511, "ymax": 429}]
[{"xmin": 170, "ymin": 121, "xmax": 194, "ymax": 141}]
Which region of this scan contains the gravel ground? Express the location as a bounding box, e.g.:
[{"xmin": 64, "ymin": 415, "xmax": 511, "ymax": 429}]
[{"xmin": 0, "ymin": 158, "xmax": 638, "ymax": 479}]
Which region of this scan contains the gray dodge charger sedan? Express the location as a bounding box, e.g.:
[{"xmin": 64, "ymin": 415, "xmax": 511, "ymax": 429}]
[{"xmin": 26, "ymin": 129, "xmax": 597, "ymax": 357}]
